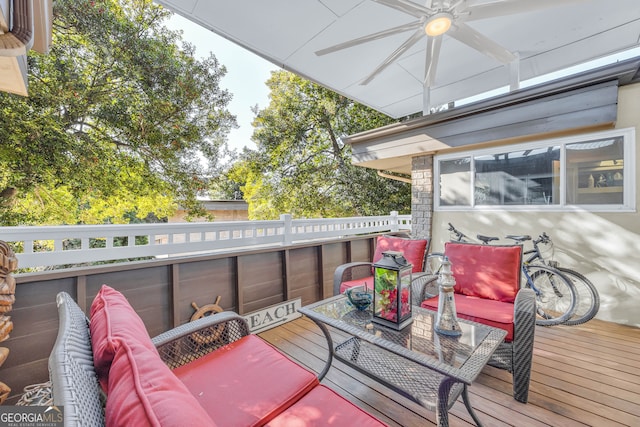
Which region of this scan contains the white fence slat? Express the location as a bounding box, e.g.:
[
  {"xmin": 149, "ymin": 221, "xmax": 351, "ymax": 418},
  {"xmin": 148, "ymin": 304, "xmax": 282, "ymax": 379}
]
[{"xmin": 0, "ymin": 213, "xmax": 411, "ymax": 269}]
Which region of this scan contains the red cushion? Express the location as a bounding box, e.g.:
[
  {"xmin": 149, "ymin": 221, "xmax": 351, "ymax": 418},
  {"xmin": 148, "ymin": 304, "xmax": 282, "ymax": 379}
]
[
  {"xmin": 373, "ymin": 236, "xmax": 428, "ymax": 273},
  {"xmin": 266, "ymin": 384, "xmax": 388, "ymax": 427},
  {"xmin": 105, "ymin": 340, "xmax": 216, "ymax": 427},
  {"xmin": 444, "ymin": 242, "xmax": 521, "ymax": 303},
  {"xmin": 339, "ymin": 276, "xmax": 374, "ymax": 294},
  {"xmin": 172, "ymin": 334, "xmax": 319, "ymax": 426},
  {"xmin": 422, "ymin": 294, "xmax": 515, "ymax": 342},
  {"xmin": 90, "ymin": 285, "xmax": 157, "ymax": 392}
]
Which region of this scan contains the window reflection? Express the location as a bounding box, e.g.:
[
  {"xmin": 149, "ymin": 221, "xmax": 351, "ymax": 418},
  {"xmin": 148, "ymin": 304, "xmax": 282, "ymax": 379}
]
[
  {"xmin": 474, "ymin": 147, "xmax": 560, "ymax": 205},
  {"xmin": 566, "ymin": 137, "xmax": 624, "ymax": 205},
  {"xmin": 439, "ymin": 158, "xmax": 471, "ymax": 206}
]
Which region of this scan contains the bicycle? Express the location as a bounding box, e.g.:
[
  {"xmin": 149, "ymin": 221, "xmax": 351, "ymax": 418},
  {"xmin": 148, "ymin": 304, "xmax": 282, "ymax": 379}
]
[
  {"xmin": 428, "ymin": 223, "xmax": 577, "ymax": 326},
  {"xmin": 505, "ymin": 233, "xmax": 599, "ymax": 326}
]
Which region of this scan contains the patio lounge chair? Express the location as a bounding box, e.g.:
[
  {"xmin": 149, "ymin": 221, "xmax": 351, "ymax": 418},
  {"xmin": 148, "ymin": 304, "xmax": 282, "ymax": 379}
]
[
  {"xmin": 333, "ymin": 234, "xmax": 429, "ymax": 296},
  {"xmin": 415, "ymin": 242, "xmax": 536, "ymax": 403}
]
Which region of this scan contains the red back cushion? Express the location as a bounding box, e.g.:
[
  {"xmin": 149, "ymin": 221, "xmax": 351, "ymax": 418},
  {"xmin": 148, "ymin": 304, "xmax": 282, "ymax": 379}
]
[
  {"xmin": 106, "ymin": 340, "xmax": 216, "ymax": 427},
  {"xmin": 444, "ymin": 242, "xmax": 522, "ymax": 303},
  {"xmin": 90, "ymin": 285, "xmax": 157, "ymax": 392},
  {"xmin": 372, "ymin": 236, "xmax": 428, "ymax": 273}
]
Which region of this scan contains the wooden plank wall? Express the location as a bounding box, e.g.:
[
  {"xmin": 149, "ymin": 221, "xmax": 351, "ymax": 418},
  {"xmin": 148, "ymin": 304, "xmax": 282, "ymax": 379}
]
[{"xmin": 0, "ymin": 234, "xmax": 384, "ymax": 404}]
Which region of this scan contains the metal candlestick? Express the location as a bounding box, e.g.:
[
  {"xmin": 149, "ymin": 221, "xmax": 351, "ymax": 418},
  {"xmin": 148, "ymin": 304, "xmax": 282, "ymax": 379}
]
[{"xmin": 435, "ymin": 256, "xmax": 462, "ymax": 336}]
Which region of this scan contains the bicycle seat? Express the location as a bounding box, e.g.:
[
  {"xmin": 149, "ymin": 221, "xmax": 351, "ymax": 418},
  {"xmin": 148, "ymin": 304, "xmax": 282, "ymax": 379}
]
[
  {"xmin": 505, "ymin": 235, "xmax": 531, "ymax": 242},
  {"xmin": 476, "ymin": 234, "xmax": 499, "ymax": 244}
]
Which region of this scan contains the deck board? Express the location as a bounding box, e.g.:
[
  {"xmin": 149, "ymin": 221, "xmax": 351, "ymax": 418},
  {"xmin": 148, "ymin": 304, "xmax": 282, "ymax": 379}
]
[{"xmin": 259, "ymin": 317, "xmax": 640, "ymax": 426}]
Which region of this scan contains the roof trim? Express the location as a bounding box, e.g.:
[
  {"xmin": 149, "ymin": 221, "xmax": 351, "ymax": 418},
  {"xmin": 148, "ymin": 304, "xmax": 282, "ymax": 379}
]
[{"xmin": 344, "ymin": 57, "xmax": 640, "ymax": 145}]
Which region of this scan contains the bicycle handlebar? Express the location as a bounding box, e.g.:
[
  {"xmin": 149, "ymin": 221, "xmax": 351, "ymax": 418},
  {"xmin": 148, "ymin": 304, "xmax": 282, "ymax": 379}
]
[
  {"xmin": 448, "ymin": 222, "xmax": 468, "ymax": 241},
  {"xmin": 533, "ymin": 232, "xmax": 551, "ymax": 245}
]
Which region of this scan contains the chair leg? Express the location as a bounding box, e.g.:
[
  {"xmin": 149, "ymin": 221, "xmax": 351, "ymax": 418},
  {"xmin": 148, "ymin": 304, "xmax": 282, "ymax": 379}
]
[
  {"xmin": 512, "ymin": 317, "xmax": 535, "ymax": 403},
  {"xmin": 512, "ymin": 288, "xmax": 536, "ymax": 403},
  {"xmin": 512, "ymin": 352, "xmax": 532, "ymax": 403}
]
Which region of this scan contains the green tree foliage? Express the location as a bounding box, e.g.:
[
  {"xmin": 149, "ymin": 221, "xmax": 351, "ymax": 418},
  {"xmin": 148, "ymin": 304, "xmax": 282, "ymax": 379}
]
[
  {"xmin": 224, "ymin": 71, "xmax": 410, "ymax": 219},
  {"xmin": 0, "ymin": 0, "xmax": 237, "ymax": 225}
]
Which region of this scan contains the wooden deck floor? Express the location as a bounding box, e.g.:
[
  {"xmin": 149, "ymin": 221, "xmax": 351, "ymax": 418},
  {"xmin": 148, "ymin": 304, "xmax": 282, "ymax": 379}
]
[{"xmin": 259, "ymin": 316, "xmax": 640, "ymax": 426}]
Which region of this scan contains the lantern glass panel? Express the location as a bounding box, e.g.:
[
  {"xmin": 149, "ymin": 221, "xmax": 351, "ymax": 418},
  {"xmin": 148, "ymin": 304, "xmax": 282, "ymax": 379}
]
[{"xmin": 372, "ymin": 251, "xmax": 413, "ymax": 330}]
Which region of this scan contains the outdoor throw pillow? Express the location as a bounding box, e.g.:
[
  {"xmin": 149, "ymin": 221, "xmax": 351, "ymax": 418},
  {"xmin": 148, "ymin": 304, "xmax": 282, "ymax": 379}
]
[
  {"xmin": 89, "ymin": 284, "xmax": 158, "ymax": 392},
  {"xmin": 372, "ymin": 235, "xmax": 428, "ymax": 273},
  {"xmin": 444, "ymin": 242, "xmax": 521, "ymax": 303}
]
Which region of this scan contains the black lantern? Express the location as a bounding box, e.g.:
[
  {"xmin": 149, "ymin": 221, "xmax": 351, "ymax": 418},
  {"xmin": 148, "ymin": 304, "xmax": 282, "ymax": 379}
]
[{"xmin": 372, "ymin": 251, "xmax": 413, "ymax": 330}]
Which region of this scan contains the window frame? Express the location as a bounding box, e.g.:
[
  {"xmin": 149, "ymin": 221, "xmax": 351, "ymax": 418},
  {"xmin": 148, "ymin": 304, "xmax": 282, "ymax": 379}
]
[{"xmin": 434, "ymin": 127, "xmax": 636, "ymax": 212}]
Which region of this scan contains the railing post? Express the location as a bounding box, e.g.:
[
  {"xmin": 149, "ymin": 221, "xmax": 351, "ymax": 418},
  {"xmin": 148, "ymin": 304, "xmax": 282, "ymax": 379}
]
[
  {"xmin": 281, "ymin": 214, "xmax": 292, "ymax": 245},
  {"xmin": 390, "ymin": 211, "xmax": 399, "ymax": 232}
]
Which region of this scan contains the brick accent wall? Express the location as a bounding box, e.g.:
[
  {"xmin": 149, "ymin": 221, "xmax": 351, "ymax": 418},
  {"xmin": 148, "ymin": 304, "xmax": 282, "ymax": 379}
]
[{"xmin": 411, "ymin": 155, "xmax": 433, "ymax": 240}]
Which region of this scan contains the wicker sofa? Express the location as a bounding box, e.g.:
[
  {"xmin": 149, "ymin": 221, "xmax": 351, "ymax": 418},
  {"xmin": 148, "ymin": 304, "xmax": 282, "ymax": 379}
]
[{"xmin": 49, "ymin": 285, "xmax": 387, "ymax": 426}]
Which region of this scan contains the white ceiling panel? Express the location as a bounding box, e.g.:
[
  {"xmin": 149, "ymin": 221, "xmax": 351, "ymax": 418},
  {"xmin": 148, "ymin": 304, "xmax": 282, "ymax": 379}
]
[{"xmin": 155, "ymin": 0, "xmax": 640, "ymax": 118}]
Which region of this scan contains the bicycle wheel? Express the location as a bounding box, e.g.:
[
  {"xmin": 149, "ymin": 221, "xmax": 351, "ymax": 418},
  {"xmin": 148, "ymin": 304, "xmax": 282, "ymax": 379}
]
[
  {"xmin": 554, "ymin": 267, "xmax": 600, "ymax": 325},
  {"xmin": 426, "ymin": 252, "xmax": 445, "ymax": 275},
  {"xmin": 525, "ymin": 265, "xmax": 576, "ymax": 326}
]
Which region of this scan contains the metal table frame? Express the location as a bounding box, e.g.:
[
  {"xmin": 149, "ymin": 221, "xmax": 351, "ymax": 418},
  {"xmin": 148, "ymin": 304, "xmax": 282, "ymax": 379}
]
[{"xmin": 298, "ymin": 295, "xmax": 507, "ymax": 427}]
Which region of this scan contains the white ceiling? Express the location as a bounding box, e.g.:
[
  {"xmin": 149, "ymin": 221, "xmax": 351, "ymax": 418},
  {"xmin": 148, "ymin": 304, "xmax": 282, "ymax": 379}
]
[{"xmin": 155, "ymin": 0, "xmax": 640, "ymax": 118}]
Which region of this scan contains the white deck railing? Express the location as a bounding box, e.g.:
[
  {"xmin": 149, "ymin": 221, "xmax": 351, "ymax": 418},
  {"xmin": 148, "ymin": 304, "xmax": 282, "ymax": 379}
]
[{"xmin": 0, "ymin": 212, "xmax": 411, "ymax": 269}]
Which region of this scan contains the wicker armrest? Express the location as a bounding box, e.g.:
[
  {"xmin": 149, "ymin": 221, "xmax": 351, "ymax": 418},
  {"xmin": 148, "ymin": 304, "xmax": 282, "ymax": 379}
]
[
  {"xmin": 152, "ymin": 312, "xmax": 250, "ymax": 369},
  {"xmin": 333, "ymin": 261, "xmax": 373, "ymax": 295},
  {"xmin": 49, "ymin": 292, "xmax": 105, "ymax": 426},
  {"xmin": 410, "ymin": 272, "xmax": 439, "ymax": 305},
  {"xmin": 513, "ymin": 288, "xmax": 536, "ymax": 336}
]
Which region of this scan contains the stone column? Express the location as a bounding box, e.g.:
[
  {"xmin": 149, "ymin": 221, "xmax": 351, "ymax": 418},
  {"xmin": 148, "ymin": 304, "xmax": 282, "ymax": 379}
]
[{"xmin": 411, "ymin": 155, "xmax": 434, "ymax": 240}]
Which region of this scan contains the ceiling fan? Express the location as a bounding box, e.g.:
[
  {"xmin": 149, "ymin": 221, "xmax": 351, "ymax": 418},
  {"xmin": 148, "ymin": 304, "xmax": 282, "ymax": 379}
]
[{"xmin": 316, "ymin": 0, "xmax": 584, "ymax": 113}]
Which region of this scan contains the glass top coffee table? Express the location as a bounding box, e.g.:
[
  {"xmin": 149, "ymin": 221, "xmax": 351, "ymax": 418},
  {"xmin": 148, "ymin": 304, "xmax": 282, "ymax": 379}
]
[{"xmin": 298, "ymin": 295, "xmax": 507, "ymax": 427}]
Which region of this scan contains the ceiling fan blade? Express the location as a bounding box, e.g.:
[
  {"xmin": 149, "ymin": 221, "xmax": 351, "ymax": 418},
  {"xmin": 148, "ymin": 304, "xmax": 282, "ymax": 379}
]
[
  {"xmin": 372, "ymin": 0, "xmax": 434, "ymax": 19},
  {"xmin": 315, "ymin": 21, "xmax": 421, "ymax": 56},
  {"xmin": 424, "ymin": 36, "xmax": 442, "ymax": 87},
  {"xmin": 449, "ymin": 22, "xmax": 516, "ymax": 63},
  {"xmin": 361, "ymin": 28, "xmax": 426, "ymax": 85},
  {"xmin": 425, "ymin": 0, "xmax": 446, "ymax": 9},
  {"xmin": 464, "ymin": 0, "xmax": 588, "ymax": 21}
]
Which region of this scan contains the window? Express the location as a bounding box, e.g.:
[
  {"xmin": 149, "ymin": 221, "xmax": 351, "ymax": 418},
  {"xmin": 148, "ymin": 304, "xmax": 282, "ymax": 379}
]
[
  {"xmin": 565, "ymin": 138, "xmax": 624, "ymax": 205},
  {"xmin": 439, "ymin": 158, "xmax": 471, "ymax": 206},
  {"xmin": 435, "ymin": 128, "xmax": 635, "ymax": 211}
]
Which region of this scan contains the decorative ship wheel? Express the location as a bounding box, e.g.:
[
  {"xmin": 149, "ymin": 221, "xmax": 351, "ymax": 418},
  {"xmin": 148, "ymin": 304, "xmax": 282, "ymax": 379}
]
[{"xmin": 190, "ymin": 296, "xmax": 225, "ymax": 345}]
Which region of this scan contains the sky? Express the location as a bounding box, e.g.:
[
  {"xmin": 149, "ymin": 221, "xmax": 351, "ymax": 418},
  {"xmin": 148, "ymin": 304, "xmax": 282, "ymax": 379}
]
[{"xmin": 165, "ymin": 14, "xmax": 279, "ymax": 152}]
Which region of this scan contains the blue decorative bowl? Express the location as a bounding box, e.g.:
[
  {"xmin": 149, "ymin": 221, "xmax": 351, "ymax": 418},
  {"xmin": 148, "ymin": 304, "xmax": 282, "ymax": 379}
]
[{"xmin": 345, "ymin": 288, "xmax": 372, "ymax": 311}]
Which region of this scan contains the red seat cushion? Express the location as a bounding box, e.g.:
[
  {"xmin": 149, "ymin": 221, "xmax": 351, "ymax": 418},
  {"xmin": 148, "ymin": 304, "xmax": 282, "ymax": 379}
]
[
  {"xmin": 373, "ymin": 236, "xmax": 428, "ymax": 273},
  {"xmin": 172, "ymin": 334, "xmax": 319, "ymax": 427},
  {"xmin": 422, "ymin": 294, "xmax": 515, "ymax": 341},
  {"xmin": 339, "ymin": 276, "xmax": 374, "ymax": 294},
  {"xmin": 106, "ymin": 340, "xmax": 216, "ymax": 427},
  {"xmin": 266, "ymin": 384, "xmax": 388, "ymax": 427},
  {"xmin": 444, "ymin": 242, "xmax": 521, "ymax": 303},
  {"xmin": 90, "ymin": 285, "xmax": 157, "ymax": 392}
]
